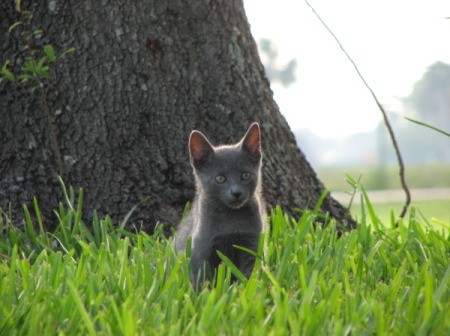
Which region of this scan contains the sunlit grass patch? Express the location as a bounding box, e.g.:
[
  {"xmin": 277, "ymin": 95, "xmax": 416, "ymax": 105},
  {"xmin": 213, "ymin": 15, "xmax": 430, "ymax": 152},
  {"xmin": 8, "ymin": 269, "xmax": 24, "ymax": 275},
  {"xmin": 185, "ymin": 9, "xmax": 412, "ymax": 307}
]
[{"xmin": 0, "ymin": 182, "xmax": 448, "ymax": 335}]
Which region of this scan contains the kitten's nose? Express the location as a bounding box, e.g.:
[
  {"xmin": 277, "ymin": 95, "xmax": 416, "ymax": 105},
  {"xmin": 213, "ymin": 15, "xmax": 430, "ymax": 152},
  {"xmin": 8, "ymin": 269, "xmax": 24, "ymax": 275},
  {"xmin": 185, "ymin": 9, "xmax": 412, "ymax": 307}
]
[{"xmin": 232, "ymin": 192, "xmax": 242, "ymax": 199}]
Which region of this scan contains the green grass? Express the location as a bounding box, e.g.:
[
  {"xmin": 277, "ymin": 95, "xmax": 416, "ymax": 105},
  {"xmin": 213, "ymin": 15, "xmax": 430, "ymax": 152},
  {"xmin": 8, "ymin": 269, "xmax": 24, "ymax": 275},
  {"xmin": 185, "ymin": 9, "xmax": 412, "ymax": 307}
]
[
  {"xmin": 352, "ymin": 199, "xmax": 450, "ymax": 233},
  {"xmin": 317, "ymin": 164, "xmax": 450, "ymax": 190},
  {"xmin": 0, "ymin": 184, "xmax": 449, "ymax": 335}
]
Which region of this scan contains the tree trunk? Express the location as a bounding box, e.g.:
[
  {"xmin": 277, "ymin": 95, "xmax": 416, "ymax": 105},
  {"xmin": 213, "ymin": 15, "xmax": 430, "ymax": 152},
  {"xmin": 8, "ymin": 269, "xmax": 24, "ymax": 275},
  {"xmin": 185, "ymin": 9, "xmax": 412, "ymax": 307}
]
[{"xmin": 0, "ymin": 0, "xmax": 355, "ymax": 233}]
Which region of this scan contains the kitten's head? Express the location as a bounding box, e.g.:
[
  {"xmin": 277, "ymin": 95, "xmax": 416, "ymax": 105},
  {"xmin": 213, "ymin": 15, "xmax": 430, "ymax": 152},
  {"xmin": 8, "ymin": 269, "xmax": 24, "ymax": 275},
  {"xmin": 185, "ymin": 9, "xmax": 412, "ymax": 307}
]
[{"xmin": 189, "ymin": 123, "xmax": 262, "ymax": 209}]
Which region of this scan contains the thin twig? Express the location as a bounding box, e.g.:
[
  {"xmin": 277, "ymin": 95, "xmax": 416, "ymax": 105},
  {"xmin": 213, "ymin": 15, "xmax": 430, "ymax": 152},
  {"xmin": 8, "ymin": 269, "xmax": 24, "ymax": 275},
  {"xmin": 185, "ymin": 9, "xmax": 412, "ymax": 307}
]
[{"xmin": 304, "ymin": 0, "xmax": 411, "ymax": 219}]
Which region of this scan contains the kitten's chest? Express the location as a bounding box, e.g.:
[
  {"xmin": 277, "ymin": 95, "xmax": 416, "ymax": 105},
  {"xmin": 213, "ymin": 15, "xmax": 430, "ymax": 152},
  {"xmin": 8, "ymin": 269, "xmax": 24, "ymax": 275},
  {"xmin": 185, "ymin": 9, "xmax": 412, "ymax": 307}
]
[{"xmin": 196, "ymin": 204, "xmax": 262, "ymax": 236}]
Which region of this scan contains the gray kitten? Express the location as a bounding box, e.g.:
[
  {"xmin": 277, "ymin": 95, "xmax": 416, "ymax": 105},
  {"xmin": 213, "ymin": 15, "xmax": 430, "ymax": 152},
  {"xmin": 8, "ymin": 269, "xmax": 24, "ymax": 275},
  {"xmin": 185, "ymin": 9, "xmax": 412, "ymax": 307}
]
[{"xmin": 176, "ymin": 123, "xmax": 265, "ymax": 288}]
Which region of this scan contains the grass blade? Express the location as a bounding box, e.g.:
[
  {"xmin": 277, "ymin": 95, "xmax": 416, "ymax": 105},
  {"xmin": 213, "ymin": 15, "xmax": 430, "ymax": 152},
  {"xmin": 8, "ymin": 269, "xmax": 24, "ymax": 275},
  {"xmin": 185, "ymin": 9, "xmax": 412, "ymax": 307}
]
[
  {"xmin": 216, "ymin": 251, "xmax": 247, "ymax": 283},
  {"xmin": 68, "ymin": 282, "xmax": 96, "ymax": 336}
]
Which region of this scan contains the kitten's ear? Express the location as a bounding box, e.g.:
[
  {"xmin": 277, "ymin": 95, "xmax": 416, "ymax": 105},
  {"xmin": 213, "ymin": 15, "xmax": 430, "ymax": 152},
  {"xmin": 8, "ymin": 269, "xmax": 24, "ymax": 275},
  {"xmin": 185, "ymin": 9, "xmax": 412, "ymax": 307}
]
[
  {"xmin": 189, "ymin": 130, "xmax": 214, "ymax": 169},
  {"xmin": 241, "ymin": 122, "xmax": 261, "ymax": 161}
]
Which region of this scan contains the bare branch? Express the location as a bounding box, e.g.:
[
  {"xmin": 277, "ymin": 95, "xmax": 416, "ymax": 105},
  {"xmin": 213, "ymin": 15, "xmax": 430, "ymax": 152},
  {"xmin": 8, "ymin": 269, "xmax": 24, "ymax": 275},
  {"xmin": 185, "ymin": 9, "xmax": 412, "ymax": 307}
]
[{"xmin": 304, "ymin": 0, "xmax": 411, "ymax": 219}]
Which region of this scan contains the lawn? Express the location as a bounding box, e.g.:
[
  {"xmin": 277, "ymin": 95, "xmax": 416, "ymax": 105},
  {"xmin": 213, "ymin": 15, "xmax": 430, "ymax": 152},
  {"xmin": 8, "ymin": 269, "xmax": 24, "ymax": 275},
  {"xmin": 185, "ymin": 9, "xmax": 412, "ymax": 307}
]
[
  {"xmin": 352, "ymin": 199, "xmax": 450, "ymax": 234},
  {"xmin": 316, "ymin": 164, "xmax": 450, "ymax": 190},
  {"xmin": 0, "ymin": 184, "xmax": 448, "ymax": 335}
]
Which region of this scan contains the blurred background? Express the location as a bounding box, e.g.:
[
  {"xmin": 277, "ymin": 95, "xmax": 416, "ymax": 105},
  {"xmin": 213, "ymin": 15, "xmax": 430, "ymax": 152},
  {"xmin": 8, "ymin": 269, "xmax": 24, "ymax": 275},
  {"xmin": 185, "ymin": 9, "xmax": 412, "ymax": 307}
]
[{"xmin": 244, "ymin": 0, "xmax": 450, "ymax": 226}]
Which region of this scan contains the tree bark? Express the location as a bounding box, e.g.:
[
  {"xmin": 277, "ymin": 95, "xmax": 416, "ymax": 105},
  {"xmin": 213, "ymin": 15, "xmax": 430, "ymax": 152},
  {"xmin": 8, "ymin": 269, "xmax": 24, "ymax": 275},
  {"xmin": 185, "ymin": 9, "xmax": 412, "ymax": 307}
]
[{"xmin": 0, "ymin": 0, "xmax": 355, "ymax": 233}]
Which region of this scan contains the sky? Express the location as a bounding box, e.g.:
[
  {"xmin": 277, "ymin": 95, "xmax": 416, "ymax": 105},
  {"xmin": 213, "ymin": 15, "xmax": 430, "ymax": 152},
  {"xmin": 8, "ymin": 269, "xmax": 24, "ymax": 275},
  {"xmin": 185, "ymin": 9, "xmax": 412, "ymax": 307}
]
[{"xmin": 244, "ymin": 0, "xmax": 450, "ymax": 138}]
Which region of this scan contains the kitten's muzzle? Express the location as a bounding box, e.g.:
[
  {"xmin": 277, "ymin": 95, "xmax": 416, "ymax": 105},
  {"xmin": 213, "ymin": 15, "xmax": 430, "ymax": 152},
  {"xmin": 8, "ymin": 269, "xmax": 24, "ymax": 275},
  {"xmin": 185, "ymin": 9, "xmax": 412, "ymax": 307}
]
[
  {"xmin": 232, "ymin": 191, "xmax": 242, "ymax": 200},
  {"xmin": 226, "ymin": 191, "xmax": 248, "ymax": 209}
]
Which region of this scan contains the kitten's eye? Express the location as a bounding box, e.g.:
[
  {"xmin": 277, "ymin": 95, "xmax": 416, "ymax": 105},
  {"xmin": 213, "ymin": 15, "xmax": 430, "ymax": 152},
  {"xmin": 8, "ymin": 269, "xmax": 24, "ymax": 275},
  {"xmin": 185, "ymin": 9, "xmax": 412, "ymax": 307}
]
[
  {"xmin": 215, "ymin": 175, "xmax": 226, "ymax": 184},
  {"xmin": 241, "ymin": 172, "xmax": 251, "ymax": 181}
]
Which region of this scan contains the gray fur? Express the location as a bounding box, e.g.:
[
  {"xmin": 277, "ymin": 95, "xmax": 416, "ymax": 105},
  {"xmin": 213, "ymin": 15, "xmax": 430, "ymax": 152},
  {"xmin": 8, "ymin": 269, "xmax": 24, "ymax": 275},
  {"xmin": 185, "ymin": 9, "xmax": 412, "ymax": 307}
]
[{"xmin": 175, "ymin": 123, "xmax": 265, "ymax": 288}]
